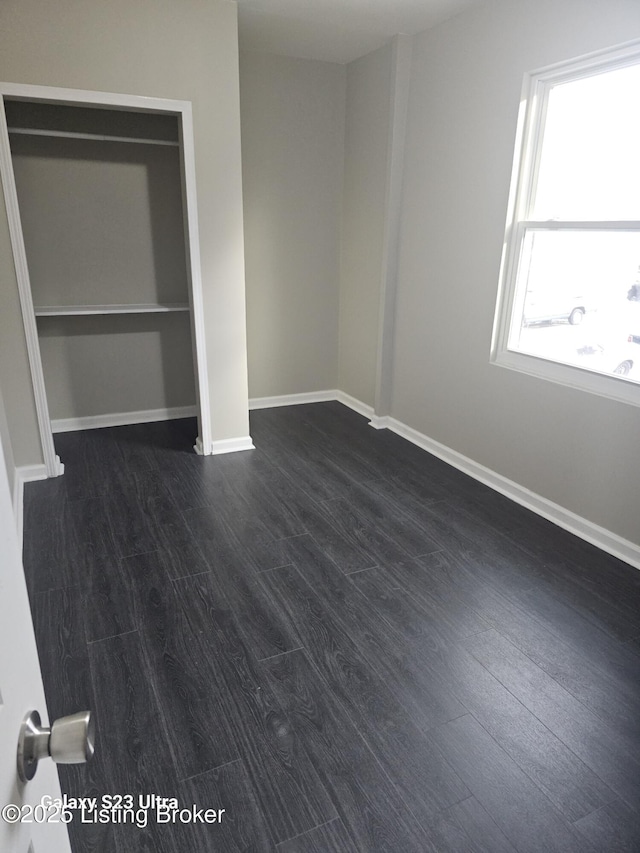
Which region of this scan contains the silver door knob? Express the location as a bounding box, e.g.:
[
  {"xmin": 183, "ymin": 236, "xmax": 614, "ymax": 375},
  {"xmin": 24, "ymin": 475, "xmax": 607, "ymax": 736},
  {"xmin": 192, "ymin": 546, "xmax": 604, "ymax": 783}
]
[{"xmin": 17, "ymin": 710, "xmax": 95, "ymax": 782}]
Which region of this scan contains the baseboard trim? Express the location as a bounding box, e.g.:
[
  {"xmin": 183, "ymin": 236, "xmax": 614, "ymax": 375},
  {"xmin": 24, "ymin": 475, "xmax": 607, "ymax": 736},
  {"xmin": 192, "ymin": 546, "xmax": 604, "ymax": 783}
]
[
  {"xmin": 51, "ymin": 406, "xmax": 197, "ymax": 433},
  {"xmin": 208, "ymin": 436, "xmax": 255, "ymax": 456},
  {"xmin": 46, "ymin": 390, "xmax": 639, "ymax": 569},
  {"xmin": 382, "ymin": 415, "xmax": 640, "ymax": 572},
  {"xmin": 334, "ymin": 391, "xmax": 375, "ymax": 420},
  {"xmin": 249, "ymin": 391, "xmax": 337, "ymax": 410},
  {"xmin": 264, "ymin": 390, "xmax": 640, "ymax": 571},
  {"xmin": 248, "ymin": 389, "xmax": 377, "ymax": 421},
  {"xmin": 368, "ymin": 414, "xmax": 392, "ymax": 430},
  {"xmin": 13, "ymin": 463, "xmax": 48, "ymax": 547}
]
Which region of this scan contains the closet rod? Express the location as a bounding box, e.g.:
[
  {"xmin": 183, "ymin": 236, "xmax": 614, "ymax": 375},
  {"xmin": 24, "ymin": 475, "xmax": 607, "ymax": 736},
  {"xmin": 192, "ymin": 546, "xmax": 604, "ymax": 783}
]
[{"xmin": 7, "ymin": 127, "xmax": 179, "ymax": 147}]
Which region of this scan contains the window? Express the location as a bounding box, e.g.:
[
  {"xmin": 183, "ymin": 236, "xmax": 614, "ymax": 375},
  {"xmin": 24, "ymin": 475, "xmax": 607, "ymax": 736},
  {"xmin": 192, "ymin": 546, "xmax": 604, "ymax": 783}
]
[{"xmin": 492, "ymin": 41, "xmax": 640, "ymax": 406}]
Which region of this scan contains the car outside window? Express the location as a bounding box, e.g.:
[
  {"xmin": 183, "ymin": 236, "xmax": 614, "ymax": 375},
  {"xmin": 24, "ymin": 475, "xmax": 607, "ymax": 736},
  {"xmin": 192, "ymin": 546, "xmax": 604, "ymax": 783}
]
[{"xmin": 492, "ymin": 41, "xmax": 640, "ymax": 406}]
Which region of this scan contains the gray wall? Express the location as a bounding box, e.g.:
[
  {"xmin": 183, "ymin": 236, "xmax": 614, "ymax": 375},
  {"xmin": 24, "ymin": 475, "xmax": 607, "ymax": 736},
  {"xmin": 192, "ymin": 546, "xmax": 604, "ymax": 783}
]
[
  {"xmin": 392, "ymin": 0, "xmax": 640, "ymax": 544},
  {"xmin": 0, "ymin": 0, "xmax": 249, "ymax": 464},
  {"xmin": 39, "ymin": 314, "xmax": 195, "ymax": 421},
  {"xmin": 10, "ymin": 114, "xmax": 196, "ymax": 421},
  {"xmin": 339, "ymin": 42, "xmax": 393, "ymax": 407},
  {"xmin": 239, "ymin": 51, "xmax": 345, "ymax": 398},
  {"xmin": 3, "ymin": 0, "xmax": 637, "ymax": 551},
  {"xmin": 11, "ymin": 133, "xmax": 188, "ymax": 308}
]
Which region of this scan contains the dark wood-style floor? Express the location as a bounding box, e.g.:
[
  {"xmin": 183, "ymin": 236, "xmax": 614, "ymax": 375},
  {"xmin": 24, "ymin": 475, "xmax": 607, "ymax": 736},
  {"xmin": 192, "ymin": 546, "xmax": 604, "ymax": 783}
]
[{"xmin": 22, "ymin": 402, "xmax": 640, "ymax": 853}]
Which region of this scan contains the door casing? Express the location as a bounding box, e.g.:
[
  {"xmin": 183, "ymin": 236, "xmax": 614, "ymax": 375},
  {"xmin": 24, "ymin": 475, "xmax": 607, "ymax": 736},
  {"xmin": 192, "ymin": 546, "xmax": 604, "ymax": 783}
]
[{"xmin": 0, "ymin": 82, "xmax": 213, "ymax": 474}]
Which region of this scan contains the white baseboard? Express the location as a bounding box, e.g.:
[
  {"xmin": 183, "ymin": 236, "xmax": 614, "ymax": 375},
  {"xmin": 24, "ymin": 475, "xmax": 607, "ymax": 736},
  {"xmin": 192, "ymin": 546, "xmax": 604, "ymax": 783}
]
[
  {"xmin": 381, "ymin": 414, "xmax": 640, "ymax": 572},
  {"xmin": 44, "ymin": 389, "xmax": 640, "ymax": 570},
  {"xmin": 249, "ymin": 390, "xmax": 337, "ymax": 410},
  {"xmin": 259, "ymin": 389, "xmax": 640, "ymax": 571},
  {"xmin": 13, "ymin": 463, "xmax": 48, "ymax": 547},
  {"xmin": 368, "ymin": 414, "xmax": 392, "ymax": 430},
  {"xmin": 334, "ymin": 390, "xmax": 375, "ymax": 420},
  {"xmin": 51, "ymin": 405, "xmax": 197, "ymax": 433},
  {"xmin": 209, "ymin": 436, "xmax": 255, "ymax": 455},
  {"xmin": 248, "ymin": 389, "xmax": 376, "ymax": 421}
]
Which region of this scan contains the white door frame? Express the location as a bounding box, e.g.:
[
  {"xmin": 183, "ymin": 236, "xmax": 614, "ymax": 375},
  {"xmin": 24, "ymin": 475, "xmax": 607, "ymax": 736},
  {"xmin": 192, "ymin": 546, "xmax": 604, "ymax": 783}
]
[{"xmin": 0, "ymin": 82, "xmax": 212, "ymax": 475}]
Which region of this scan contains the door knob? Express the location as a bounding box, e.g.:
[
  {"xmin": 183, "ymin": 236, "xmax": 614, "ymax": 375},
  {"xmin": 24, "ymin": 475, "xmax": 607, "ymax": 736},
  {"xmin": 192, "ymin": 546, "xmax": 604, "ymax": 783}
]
[{"xmin": 17, "ymin": 710, "xmax": 95, "ymax": 782}]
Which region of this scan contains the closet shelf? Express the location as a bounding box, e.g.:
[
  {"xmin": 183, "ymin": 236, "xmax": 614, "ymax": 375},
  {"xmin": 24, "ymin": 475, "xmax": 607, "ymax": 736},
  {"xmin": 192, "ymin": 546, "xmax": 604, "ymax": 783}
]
[
  {"xmin": 34, "ymin": 303, "xmax": 190, "ymax": 316},
  {"xmin": 8, "ymin": 127, "xmax": 179, "ymax": 147}
]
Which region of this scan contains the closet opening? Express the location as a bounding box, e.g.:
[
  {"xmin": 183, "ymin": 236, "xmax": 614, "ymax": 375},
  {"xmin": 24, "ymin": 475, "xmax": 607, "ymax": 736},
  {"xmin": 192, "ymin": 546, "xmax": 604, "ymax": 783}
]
[{"xmin": 0, "ymin": 85, "xmax": 211, "ymax": 476}]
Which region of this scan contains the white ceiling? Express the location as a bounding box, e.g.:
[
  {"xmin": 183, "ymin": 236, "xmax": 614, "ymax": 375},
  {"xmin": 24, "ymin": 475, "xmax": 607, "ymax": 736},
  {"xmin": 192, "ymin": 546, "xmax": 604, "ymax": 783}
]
[{"xmin": 236, "ymin": 0, "xmax": 484, "ymax": 65}]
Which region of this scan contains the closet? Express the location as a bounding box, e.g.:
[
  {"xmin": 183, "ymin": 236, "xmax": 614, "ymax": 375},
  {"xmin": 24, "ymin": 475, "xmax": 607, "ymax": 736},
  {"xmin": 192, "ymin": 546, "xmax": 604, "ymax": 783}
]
[{"xmin": 5, "ymin": 100, "xmax": 198, "ymax": 435}]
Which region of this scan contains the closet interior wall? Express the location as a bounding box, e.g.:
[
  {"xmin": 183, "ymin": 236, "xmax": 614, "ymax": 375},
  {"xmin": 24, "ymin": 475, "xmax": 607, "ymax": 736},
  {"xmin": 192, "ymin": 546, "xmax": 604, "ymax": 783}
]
[{"xmin": 6, "ymin": 100, "xmax": 197, "ymax": 430}]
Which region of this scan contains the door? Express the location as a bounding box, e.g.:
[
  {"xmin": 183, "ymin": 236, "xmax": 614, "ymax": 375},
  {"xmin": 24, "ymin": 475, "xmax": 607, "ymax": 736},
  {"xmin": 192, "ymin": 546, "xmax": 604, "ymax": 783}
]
[{"xmin": 0, "ymin": 389, "xmax": 71, "ymax": 853}]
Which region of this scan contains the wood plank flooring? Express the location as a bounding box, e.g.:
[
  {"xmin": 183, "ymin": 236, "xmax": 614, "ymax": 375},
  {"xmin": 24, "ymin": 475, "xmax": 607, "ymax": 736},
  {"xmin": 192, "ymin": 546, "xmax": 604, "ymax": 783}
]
[{"xmin": 22, "ymin": 402, "xmax": 640, "ymax": 852}]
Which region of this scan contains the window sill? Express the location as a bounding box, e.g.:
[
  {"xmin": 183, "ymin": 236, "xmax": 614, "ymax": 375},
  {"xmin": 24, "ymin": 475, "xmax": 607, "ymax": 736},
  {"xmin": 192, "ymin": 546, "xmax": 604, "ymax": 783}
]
[{"xmin": 491, "ymin": 347, "xmax": 640, "ymax": 408}]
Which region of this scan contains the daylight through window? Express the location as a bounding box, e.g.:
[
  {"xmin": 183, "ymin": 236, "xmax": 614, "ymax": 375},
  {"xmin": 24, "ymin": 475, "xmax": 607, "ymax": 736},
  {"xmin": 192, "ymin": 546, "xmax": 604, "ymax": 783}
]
[{"xmin": 493, "ymin": 42, "xmax": 640, "ymax": 405}]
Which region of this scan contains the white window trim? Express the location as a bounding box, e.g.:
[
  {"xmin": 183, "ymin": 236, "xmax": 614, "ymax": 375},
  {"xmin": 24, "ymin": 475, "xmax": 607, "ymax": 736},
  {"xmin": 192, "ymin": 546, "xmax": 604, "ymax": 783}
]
[{"xmin": 491, "ymin": 39, "xmax": 640, "ymax": 408}]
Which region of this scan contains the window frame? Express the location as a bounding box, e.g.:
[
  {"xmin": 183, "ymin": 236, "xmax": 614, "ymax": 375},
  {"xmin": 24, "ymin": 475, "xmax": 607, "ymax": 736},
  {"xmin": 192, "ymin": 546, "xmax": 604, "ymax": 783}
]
[{"xmin": 491, "ymin": 39, "xmax": 640, "ymax": 407}]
